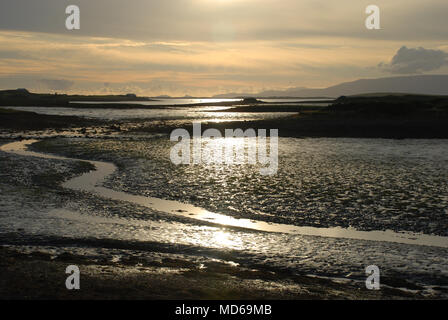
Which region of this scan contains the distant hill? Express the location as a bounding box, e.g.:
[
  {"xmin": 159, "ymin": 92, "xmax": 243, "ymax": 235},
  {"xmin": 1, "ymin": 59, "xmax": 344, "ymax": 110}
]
[{"xmin": 213, "ymin": 75, "xmax": 448, "ymax": 98}]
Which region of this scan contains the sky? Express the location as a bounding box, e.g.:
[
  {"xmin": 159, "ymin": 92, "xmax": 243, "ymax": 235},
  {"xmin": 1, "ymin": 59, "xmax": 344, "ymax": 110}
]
[{"xmin": 0, "ymin": 0, "xmax": 447, "ymax": 96}]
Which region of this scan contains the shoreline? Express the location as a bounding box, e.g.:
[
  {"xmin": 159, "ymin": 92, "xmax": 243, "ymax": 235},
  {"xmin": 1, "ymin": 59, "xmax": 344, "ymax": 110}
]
[{"xmin": 2, "ymin": 93, "xmax": 448, "ymax": 139}]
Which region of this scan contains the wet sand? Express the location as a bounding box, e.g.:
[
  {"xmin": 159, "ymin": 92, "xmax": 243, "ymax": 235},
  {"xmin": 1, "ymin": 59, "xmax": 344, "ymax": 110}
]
[
  {"xmin": 1, "ymin": 137, "xmax": 447, "ymax": 300},
  {"xmin": 0, "ymin": 246, "xmax": 426, "ymax": 300}
]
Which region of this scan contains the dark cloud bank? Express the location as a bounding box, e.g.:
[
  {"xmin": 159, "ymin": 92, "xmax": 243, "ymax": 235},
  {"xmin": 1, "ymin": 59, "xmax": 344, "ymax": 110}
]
[{"xmin": 380, "ymin": 46, "xmax": 448, "ymax": 74}]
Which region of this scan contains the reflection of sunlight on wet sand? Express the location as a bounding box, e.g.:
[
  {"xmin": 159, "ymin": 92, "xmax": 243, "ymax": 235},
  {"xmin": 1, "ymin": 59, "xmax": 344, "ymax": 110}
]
[
  {"xmin": 186, "ymin": 226, "xmax": 245, "ymax": 250},
  {"xmin": 210, "ymin": 230, "xmax": 243, "ymax": 249},
  {"xmin": 46, "ymin": 208, "xmax": 245, "ymax": 250},
  {"xmin": 201, "ymin": 136, "xmax": 250, "ymax": 165}
]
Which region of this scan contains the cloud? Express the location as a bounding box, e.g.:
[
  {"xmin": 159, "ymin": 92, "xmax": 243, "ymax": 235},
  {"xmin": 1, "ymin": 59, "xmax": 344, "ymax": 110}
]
[
  {"xmin": 380, "ymin": 46, "xmax": 448, "ymax": 74},
  {"xmin": 39, "ymin": 79, "xmax": 74, "ymax": 90}
]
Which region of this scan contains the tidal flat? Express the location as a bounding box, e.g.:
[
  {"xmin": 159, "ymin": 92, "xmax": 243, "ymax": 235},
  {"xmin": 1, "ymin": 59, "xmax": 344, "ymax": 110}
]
[{"xmin": 0, "ymin": 96, "xmax": 448, "ymax": 299}]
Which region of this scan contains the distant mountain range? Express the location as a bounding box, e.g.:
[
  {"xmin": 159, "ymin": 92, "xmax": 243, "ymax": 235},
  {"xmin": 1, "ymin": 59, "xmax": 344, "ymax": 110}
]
[{"xmin": 212, "ymin": 75, "xmax": 448, "ymax": 98}]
